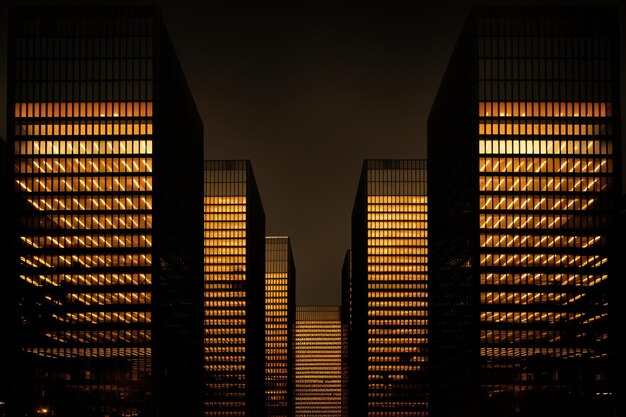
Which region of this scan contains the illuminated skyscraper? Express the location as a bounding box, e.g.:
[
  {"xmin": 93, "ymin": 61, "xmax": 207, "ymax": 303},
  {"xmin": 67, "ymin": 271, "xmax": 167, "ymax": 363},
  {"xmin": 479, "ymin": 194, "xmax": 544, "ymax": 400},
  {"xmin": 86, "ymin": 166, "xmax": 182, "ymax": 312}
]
[
  {"xmin": 295, "ymin": 306, "xmax": 343, "ymax": 417},
  {"xmin": 265, "ymin": 236, "xmax": 296, "ymax": 417},
  {"xmin": 340, "ymin": 250, "xmax": 351, "ymax": 417},
  {"xmin": 349, "ymin": 159, "xmax": 429, "ymax": 417},
  {"xmin": 204, "ymin": 160, "xmax": 266, "ymax": 417},
  {"xmin": 7, "ymin": 5, "xmax": 204, "ymax": 417},
  {"xmin": 428, "ymin": 6, "xmax": 621, "ymax": 417}
]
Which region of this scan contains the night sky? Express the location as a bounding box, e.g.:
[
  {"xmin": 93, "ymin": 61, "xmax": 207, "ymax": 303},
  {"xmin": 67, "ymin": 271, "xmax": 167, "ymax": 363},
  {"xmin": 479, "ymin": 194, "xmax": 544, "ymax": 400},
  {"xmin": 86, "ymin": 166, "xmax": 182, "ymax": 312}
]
[{"xmin": 1, "ymin": 1, "xmax": 625, "ymax": 306}]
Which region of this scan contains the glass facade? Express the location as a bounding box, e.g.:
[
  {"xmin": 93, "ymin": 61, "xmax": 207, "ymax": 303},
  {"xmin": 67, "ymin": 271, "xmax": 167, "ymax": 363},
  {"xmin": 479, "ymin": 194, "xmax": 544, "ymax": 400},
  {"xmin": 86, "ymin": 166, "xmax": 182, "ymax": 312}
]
[
  {"xmin": 350, "ymin": 160, "xmax": 428, "ymax": 417},
  {"xmin": 428, "ymin": 6, "xmax": 620, "ymax": 417},
  {"xmin": 265, "ymin": 236, "xmax": 296, "ymax": 417},
  {"xmin": 204, "ymin": 160, "xmax": 266, "ymax": 417},
  {"xmin": 295, "ymin": 306, "xmax": 343, "ymax": 417},
  {"xmin": 341, "ymin": 250, "xmax": 351, "ymax": 417},
  {"xmin": 7, "ymin": 6, "xmax": 204, "ymax": 416}
]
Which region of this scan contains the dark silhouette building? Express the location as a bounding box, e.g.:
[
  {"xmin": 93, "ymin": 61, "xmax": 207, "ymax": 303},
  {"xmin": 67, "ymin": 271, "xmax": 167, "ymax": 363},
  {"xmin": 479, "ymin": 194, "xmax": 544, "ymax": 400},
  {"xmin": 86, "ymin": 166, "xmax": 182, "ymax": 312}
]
[
  {"xmin": 428, "ymin": 6, "xmax": 621, "ymax": 417},
  {"xmin": 265, "ymin": 236, "xmax": 296, "ymax": 417},
  {"xmin": 294, "ymin": 306, "xmax": 343, "ymax": 417},
  {"xmin": 0, "ymin": 137, "xmax": 8, "ymax": 417},
  {"xmin": 6, "ymin": 5, "xmax": 204, "ymax": 417},
  {"xmin": 203, "ymin": 160, "xmax": 266, "ymax": 417},
  {"xmin": 348, "ymin": 159, "xmax": 429, "ymax": 417}
]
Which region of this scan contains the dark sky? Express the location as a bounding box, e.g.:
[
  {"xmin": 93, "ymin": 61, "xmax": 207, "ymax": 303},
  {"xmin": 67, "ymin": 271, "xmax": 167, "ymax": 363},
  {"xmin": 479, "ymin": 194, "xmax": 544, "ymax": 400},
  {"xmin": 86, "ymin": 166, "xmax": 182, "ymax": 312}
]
[{"xmin": 1, "ymin": 1, "xmax": 625, "ymax": 306}]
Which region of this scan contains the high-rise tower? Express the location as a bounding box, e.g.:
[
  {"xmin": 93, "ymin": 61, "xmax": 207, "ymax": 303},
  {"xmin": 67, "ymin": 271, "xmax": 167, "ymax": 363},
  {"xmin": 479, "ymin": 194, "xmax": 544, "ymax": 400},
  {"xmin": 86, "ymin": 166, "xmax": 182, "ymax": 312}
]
[
  {"xmin": 7, "ymin": 6, "xmax": 204, "ymax": 416},
  {"xmin": 428, "ymin": 6, "xmax": 621, "ymax": 417}
]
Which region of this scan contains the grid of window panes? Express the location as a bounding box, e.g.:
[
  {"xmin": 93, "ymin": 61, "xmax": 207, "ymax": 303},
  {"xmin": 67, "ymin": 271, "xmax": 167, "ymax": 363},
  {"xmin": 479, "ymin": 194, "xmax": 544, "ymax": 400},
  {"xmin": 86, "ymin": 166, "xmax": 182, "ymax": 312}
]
[
  {"xmin": 476, "ymin": 12, "xmax": 615, "ymax": 405},
  {"xmin": 265, "ymin": 236, "xmax": 293, "ymax": 417},
  {"xmin": 10, "ymin": 8, "xmax": 154, "ymax": 415},
  {"xmin": 204, "ymin": 161, "xmax": 248, "ymax": 417},
  {"xmin": 295, "ymin": 307, "xmax": 343, "ymax": 417},
  {"xmin": 365, "ymin": 160, "xmax": 428, "ymax": 417},
  {"xmin": 341, "ymin": 250, "xmax": 351, "ymax": 417}
]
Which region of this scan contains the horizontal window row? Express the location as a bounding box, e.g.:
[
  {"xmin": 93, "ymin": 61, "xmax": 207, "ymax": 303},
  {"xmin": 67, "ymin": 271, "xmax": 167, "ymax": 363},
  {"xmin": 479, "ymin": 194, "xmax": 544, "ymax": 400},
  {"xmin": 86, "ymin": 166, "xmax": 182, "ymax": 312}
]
[
  {"xmin": 368, "ymin": 310, "xmax": 427, "ymax": 317},
  {"xmin": 480, "ymin": 311, "xmax": 592, "ymax": 324},
  {"xmin": 15, "ymin": 139, "xmax": 152, "ymax": 155},
  {"xmin": 368, "ymin": 265, "xmax": 428, "ymax": 273},
  {"xmin": 369, "ymin": 292, "xmax": 428, "ymax": 299},
  {"xmin": 26, "ymin": 195, "xmax": 152, "ymax": 212},
  {"xmin": 204, "ymin": 205, "xmax": 246, "ymax": 214},
  {"xmin": 204, "ymin": 346, "xmax": 245, "ymax": 354},
  {"xmin": 14, "ymin": 37, "xmax": 153, "ymax": 59},
  {"xmin": 369, "ymin": 320, "xmax": 427, "ymax": 327},
  {"xmin": 368, "ymin": 329, "xmax": 427, "ymax": 336},
  {"xmin": 477, "ymin": 36, "xmax": 612, "ymax": 59},
  {"xmin": 368, "ymin": 337, "xmax": 426, "ymax": 345},
  {"xmin": 481, "ymin": 291, "xmax": 596, "ymax": 306},
  {"xmin": 204, "ymin": 338, "xmax": 245, "ymax": 345},
  {"xmin": 204, "ymin": 291, "xmax": 245, "ymax": 299},
  {"xmin": 367, "ymin": 238, "xmax": 428, "ymax": 247},
  {"xmin": 368, "ymin": 283, "xmax": 428, "ymax": 290},
  {"xmin": 14, "ymin": 61, "xmax": 153, "ymax": 82},
  {"xmin": 24, "ymin": 346, "xmax": 150, "ymax": 359},
  {"xmin": 21, "ymin": 253, "xmax": 152, "ymax": 269},
  {"xmin": 368, "ymin": 221, "xmax": 427, "ymax": 230},
  {"xmin": 480, "ymin": 233, "xmax": 603, "ymax": 249},
  {"xmin": 204, "ymin": 320, "xmax": 246, "ymax": 327},
  {"xmin": 481, "ymin": 272, "xmax": 606, "ymax": 287},
  {"xmin": 204, "ymin": 197, "xmax": 247, "ymax": 205},
  {"xmin": 15, "ymin": 101, "xmax": 152, "ymax": 118},
  {"xmin": 479, "ymin": 175, "xmax": 608, "ymax": 193},
  {"xmin": 21, "ymin": 233, "xmax": 152, "ymax": 250},
  {"xmin": 204, "ymin": 247, "xmax": 246, "ymax": 256},
  {"xmin": 205, "ymin": 328, "xmax": 245, "ymax": 335},
  {"xmin": 21, "ymin": 213, "xmax": 152, "ymax": 230},
  {"xmin": 368, "ymin": 230, "xmax": 428, "ymax": 239},
  {"xmin": 480, "ymin": 157, "xmax": 611, "ymax": 174},
  {"xmin": 480, "ymin": 347, "xmax": 598, "ymax": 359},
  {"xmin": 203, "ymin": 310, "xmax": 246, "ymax": 317},
  {"xmin": 204, "ymin": 222, "xmax": 246, "ymax": 231},
  {"xmin": 479, "ymin": 139, "xmax": 613, "ymax": 156},
  {"xmin": 46, "ymin": 329, "xmax": 150, "ymax": 344},
  {"xmin": 204, "ymin": 213, "xmax": 247, "ymax": 221},
  {"xmin": 367, "ymin": 196, "xmax": 427, "ymax": 204},
  {"xmin": 479, "ymin": 102, "xmax": 610, "ymax": 118},
  {"xmin": 367, "ymin": 213, "xmax": 427, "ymax": 221},
  {"xmin": 204, "ymin": 230, "xmax": 247, "ymax": 239},
  {"xmin": 368, "ymin": 204, "xmax": 427, "ymax": 213},
  {"xmin": 58, "ymin": 311, "xmax": 150, "ymax": 324},
  {"xmin": 368, "ymin": 255, "xmax": 427, "ymax": 264},
  {"xmin": 368, "ymin": 301, "xmax": 427, "ymax": 308},
  {"xmin": 19, "ymin": 272, "xmax": 151, "ymax": 287},
  {"xmin": 480, "ymin": 195, "xmax": 598, "ymax": 212},
  {"xmin": 68, "ymin": 291, "xmax": 150, "ymax": 305},
  {"xmin": 479, "ymin": 56, "xmax": 614, "ymax": 79},
  {"xmin": 16, "ymin": 157, "xmax": 153, "ymax": 175},
  {"xmin": 479, "ymin": 122, "xmax": 610, "ymax": 137},
  {"xmin": 203, "ymin": 267, "xmax": 246, "ymax": 275},
  {"xmin": 480, "ymin": 213, "xmax": 608, "ymax": 230},
  {"xmin": 481, "ymin": 329, "xmax": 564, "ymax": 344},
  {"xmin": 16, "ymin": 176, "xmax": 152, "ymax": 193},
  {"xmin": 368, "ymin": 247, "xmax": 427, "ymax": 255},
  {"xmin": 481, "ymin": 252, "xmax": 606, "ymax": 268},
  {"xmin": 205, "ymin": 256, "xmax": 246, "ymax": 264},
  {"xmin": 16, "ymin": 121, "xmax": 153, "ymax": 136}
]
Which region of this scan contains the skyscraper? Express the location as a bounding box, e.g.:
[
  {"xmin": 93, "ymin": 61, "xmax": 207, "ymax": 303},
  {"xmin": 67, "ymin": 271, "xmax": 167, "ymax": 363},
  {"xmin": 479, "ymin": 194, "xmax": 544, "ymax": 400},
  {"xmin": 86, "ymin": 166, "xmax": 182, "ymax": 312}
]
[
  {"xmin": 265, "ymin": 236, "xmax": 296, "ymax": 417},
  {"xmin": 340, "ymin": 249, "xmax": 351, "ymax": 417},
  {"xmin": 349, "ymin": 159, "xmax": 429, "ymax": 417},
  {"xmin": 7, "ymin": 5, "xmax": 204, "ymax": 416},
  {"xmin": 428, "ymin": 6, "xmax": 621, "ymax": 417},
  {"xmin": 203, "ymin": 160, "xmax": 266, "ymax": 417},
  {"xmin": 295, "ymin": 306, "xmax": 343, "ymax": 417}
]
